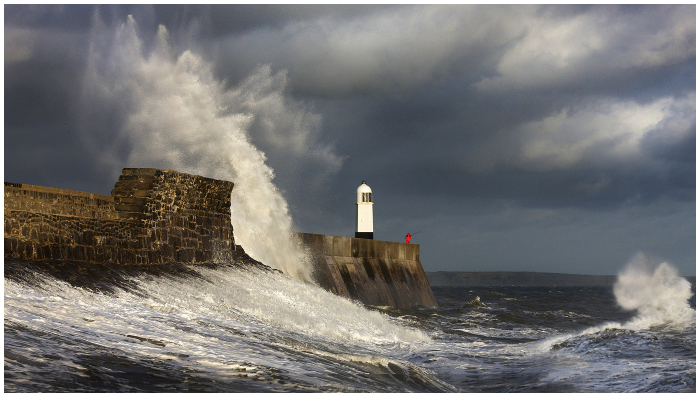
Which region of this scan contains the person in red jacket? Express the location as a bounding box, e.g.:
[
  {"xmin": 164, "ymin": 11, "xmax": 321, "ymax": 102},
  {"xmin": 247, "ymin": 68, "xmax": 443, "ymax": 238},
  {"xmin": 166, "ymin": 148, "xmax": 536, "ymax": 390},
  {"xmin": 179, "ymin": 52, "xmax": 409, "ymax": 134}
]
[{"xmin": 405, "ymin": 233, "xmax": 411, "ymax": 244}]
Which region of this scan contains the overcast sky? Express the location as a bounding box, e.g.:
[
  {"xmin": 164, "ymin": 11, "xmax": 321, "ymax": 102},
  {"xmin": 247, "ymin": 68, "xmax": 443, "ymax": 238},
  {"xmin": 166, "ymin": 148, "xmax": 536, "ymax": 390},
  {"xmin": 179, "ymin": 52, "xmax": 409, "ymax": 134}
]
[{"xmin": 4, "ymin": 5, "xmax": 696, "ymax": 275}]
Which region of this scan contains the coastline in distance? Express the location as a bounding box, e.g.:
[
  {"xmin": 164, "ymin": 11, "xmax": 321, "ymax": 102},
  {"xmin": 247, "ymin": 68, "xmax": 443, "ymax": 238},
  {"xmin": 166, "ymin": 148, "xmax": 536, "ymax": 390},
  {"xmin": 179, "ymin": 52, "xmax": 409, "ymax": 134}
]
[{"xmin": 426, "ymin": 271, "xmax": 696, "ymax": 287}]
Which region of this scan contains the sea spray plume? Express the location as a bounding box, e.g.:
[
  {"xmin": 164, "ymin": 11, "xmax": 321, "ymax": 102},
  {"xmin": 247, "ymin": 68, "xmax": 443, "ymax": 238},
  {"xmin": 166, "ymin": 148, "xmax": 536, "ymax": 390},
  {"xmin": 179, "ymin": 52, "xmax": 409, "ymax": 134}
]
[
  {"xmin": 230, "ymin": 65, "xmax": 344, "ymax": 192},
  {"xmin": 79, "ymin": 15, "xmax": 319, "ymax": 282},
  {"xmin": 532, "ymin": 253, "xmax": 694, "ymax": 353},
  {"xmin": 613, "ymin": 253, "xmax": 695, "ymax": 329},
  {"xmin": 78, "ymin": 11, "xmax": 143, "ymax": 177}
]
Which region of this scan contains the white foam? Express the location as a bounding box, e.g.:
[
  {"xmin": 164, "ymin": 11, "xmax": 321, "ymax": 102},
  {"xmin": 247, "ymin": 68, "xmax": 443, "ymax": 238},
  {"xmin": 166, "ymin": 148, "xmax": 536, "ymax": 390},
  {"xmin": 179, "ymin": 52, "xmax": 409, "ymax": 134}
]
[
  {"xmin": 139, "ymin": 266, "xmax": 431, "ymax": 345},
  {"xmin": 613, "ymin": 253, "xmax": 695, "ymax": 329},
  {"xmin": 5, "ymin": 266, "xmax": 438, "ymax": 393},
  {"xmin": 4, "ymin": 265, "xmax": 429, "ymax": 366}
]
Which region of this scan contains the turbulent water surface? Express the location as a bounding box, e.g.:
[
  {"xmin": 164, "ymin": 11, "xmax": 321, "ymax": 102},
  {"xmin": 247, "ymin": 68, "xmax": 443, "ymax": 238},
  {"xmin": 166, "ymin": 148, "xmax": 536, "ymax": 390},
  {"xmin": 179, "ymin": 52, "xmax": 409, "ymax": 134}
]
[{"xmin": 4, "ymin": 258, "xmax": 695, "ymax": 392}]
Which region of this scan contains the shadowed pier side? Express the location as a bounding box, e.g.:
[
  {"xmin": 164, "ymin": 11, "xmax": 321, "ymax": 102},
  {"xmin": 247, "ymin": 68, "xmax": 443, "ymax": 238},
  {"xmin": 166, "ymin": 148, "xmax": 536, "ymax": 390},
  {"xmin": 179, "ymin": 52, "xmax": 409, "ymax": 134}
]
[{"xmin": 298, "ymin": 233, "xmax": 438, "ymax": 307}]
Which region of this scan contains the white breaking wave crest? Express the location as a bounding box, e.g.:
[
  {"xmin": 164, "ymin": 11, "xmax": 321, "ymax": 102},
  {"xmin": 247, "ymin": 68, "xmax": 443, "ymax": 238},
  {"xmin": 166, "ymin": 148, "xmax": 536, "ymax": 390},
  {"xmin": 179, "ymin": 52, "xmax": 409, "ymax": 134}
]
[
  {"xmin": 533, "ymin": 253, "xmax": 695, "ymax": 353},
  {"xmin": 78, "ymin": 14, "xmax": 344, "ymax": 283},
  {"xmin": 3, "ymin": 267, "xmax": 433, "ymax": 392},
  {"xmin": 4, "ymin": 267, "xmax": 429, "ymax": 360},
  {"xmin": 138, "ymin": 266, "xmax": 431, "ymax": 345},
  {"xmin": 613, "ymin": 252, "xmax": 695, "ymax": 329}
]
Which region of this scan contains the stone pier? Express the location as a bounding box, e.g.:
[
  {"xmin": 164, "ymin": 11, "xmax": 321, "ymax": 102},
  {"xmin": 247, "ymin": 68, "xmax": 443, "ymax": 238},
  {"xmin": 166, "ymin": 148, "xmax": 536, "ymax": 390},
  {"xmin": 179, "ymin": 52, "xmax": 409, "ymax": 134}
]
[{"xmin": 4, "ymin": 168, "xmax": 438, "ymax": 308}]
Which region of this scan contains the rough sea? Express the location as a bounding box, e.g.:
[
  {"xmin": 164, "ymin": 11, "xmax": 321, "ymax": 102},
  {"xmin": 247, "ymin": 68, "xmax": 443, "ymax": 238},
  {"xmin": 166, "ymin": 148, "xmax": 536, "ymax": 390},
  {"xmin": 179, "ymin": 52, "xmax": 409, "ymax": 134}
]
[
  {"xmin": 5, "ymin": 13, "xmax": 695, "ymax": 393},
  {"xmin": 4, "ymin": 258, "xmax": 695, "ymax": 392}
]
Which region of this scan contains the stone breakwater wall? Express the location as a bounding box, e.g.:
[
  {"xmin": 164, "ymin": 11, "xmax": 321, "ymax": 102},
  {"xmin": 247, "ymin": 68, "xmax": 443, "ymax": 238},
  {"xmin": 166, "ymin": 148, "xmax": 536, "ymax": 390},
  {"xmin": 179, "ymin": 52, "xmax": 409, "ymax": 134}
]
[
  {"xmin": 4, "ymin": 168, "xmax": 437, "ymax": 308},
  {"xmin": 4, "ymin": 168, "xmax": 235, "ymax": 264},
  {"xmin": 297, "ymin": 233, "xmax": 438, "ymax": 307}
]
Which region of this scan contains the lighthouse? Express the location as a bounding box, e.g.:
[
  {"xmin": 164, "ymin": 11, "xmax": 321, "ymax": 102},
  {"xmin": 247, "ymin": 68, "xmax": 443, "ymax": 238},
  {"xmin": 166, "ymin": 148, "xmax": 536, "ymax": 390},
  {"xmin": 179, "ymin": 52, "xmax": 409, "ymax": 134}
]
[{"xmin": 355, "ymin": 181, "xmax": 373, "ymax": 239}]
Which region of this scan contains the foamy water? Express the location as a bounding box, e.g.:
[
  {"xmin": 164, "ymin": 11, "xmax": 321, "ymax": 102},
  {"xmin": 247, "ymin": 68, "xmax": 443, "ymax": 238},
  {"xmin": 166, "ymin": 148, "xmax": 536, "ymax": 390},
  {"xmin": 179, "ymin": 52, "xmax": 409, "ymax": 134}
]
[
  {"xmin": 5, "ymin": 256, "xmax": 694, "ymax": 392},
  {"xmin": 4, "ymin": 265, "xmax": 444, "ymax": 392}
]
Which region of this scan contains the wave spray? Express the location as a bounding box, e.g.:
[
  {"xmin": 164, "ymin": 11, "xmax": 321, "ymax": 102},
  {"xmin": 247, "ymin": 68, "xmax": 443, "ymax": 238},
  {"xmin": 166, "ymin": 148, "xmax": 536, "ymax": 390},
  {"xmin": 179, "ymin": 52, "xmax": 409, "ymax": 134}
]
[
  {"xmin": 534, "ymin": 253, "xmax": 694, "ymax": 354},
  {"xmin": 79, "ymin": 15, "xmax": 330, "ymax": 282},
  {"xmin": 613, "ymin": 252, "xmax": 695, "ymax": 329}
]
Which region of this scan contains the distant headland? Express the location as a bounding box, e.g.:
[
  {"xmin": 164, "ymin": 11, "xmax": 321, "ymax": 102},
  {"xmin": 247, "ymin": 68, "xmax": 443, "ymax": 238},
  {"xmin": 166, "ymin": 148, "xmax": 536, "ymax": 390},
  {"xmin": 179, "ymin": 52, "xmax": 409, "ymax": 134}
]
[{"xmin": 426, "ymin": 271, "xmax": 695, "ymax": 287}]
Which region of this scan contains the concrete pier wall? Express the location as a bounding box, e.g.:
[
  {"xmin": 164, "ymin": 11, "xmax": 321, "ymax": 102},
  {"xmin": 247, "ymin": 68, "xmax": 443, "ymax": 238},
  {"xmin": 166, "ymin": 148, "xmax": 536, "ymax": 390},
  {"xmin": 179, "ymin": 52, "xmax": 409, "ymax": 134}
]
[{"xmin": 297, "ymin": 233, "xmax": 438, "ymax": 308}]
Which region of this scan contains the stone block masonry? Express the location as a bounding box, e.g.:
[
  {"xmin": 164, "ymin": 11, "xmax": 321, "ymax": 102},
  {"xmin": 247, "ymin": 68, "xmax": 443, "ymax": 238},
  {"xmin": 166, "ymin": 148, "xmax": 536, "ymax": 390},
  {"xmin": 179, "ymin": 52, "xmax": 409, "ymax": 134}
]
[{"xmin": 4, "ymin": 168, "xmax": 236, "ymax": 264}]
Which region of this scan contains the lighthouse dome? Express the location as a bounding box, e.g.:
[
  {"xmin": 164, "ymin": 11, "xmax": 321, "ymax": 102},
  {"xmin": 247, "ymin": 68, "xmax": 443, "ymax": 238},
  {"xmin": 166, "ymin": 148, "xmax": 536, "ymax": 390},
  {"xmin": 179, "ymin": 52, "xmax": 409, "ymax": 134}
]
[
  {"xmin": 357, "ymin": 181, "xmax": 373, "ymax": 203},
  {"xmin": 357, "ymin": 181, "xmax": 372, "ymax": 194}
]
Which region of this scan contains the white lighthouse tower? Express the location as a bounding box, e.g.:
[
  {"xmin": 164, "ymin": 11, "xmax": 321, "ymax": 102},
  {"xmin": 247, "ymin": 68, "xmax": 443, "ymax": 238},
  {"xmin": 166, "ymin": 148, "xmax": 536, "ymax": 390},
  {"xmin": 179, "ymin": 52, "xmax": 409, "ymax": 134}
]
[{"xmin": 355, "ymin": 181, "xmax": 374, "ymax": 239}]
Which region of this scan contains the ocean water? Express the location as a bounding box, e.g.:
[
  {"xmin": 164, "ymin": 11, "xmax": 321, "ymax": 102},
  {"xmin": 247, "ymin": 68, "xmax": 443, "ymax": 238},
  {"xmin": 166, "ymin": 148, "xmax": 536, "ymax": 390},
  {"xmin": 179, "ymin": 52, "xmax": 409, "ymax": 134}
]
[{"xmin": 4, "ymin": 259, "xmax": 695, "ymax": 392}]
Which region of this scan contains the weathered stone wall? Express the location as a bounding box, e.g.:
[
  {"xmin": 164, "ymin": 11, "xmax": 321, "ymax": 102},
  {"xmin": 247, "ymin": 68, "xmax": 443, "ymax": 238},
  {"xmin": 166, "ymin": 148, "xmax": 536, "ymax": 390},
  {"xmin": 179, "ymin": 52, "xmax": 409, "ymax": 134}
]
[
  {"xmin": 297, "ymin": 233, "xmax": 438, "ymax": 308},
  {"xmin": 4, "ymin": 183, "xmax": 117, "ymax": 219},
  {"xmin": 4, "ymin": 169, "xmax": 235, "ymax": 264},
  {"xmin": 111, "ymin": 168, "xmax": 235, "ymax": 263},
  {"xmin": 4, "ymin": 183, "xmax": 136, "ymax": 263}
]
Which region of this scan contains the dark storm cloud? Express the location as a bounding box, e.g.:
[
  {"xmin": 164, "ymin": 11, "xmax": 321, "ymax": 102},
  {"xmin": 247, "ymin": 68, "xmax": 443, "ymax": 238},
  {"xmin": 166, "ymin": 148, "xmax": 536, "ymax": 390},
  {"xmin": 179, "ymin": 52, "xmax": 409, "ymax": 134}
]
[
  {"xmin": 314, "ymin": 85, "xmax": 694, "ymax": 209},
  {"xmin": 207, "ymin": 5, "xmax": 693, "ymax": 99},
  {"xmin": 4, "ymin": 7, "xmax": 98, "ymax": 189},
  {"xmin": 4, "ymin": 4, "xmax": 695, "ymax": 275},
  {"xmin": 4, "ymin": 5, "xmax": 93, "ymax": 32},
  {"xmin": 213, "ymin": 5, "xmax": 509, "ymax": 97}
]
